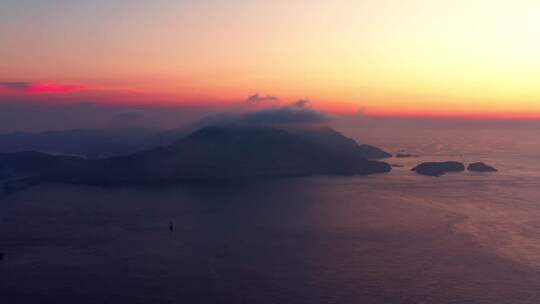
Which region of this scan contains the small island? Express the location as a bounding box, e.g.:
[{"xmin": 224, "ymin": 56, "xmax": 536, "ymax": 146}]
[
  {"xmin": 412, "ymin": 161, "xmax": 465, "ymax": 177},
  {"xmin": 468, "ymin": 162, "xmax": 498, "ymax": 172}
]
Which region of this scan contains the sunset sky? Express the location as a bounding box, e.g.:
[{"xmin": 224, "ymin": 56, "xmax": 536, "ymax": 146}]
[{"xmin": 2, "ymin": 0, "xmax": 540, "ymax": 118}]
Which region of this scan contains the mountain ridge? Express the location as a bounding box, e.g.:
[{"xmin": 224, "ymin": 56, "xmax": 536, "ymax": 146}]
[{"xmin": 0, "ymin": 125, "xmax": 391, "ymax": 191}]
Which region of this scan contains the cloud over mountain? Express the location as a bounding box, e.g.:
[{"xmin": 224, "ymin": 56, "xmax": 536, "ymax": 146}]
[
  {"xmin": 241, "ymin": 106, "xmax": 329, "ymax": 125},
  {"xmin": 292, "ymin": 99, "xmax": 309, "ymax": 108},
  {"xmin": 246, "ymin": 93, "xmax": 279, "ymax": 103}
]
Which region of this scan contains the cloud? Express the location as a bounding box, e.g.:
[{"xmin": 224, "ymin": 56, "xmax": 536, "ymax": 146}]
[
  {"xmin": 241, "ymin": 107, "xmax": 329, "ymax": 125},
  {"xmin": 246, "ymin": 93, "xmax": 279, "ymax": 103},
  {"xmin": 292, "ymin": 99, "xmax": 309, "ymax": 108},
  {"xmin": 0, "ymin": 89, "xmax": 328, "ymax": 132},
  {"xmin": 0, "ymin": 100, "xmax": 216, "ymax": 133},
  {"xmin": 0, "ymin": 81, "xmax": 95, "ymax": 94},
  {"xmin": 30, "ymin": 82, "xmax": 93, "ymax": 93},
  {"xmin": 0, "ymin": 82, "xmax": 33, "ymax": 91}
]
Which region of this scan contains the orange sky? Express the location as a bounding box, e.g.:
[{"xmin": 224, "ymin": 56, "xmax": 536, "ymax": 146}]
[{"xmin": 1, "ymin": 0, "xmax": 540, "ymax": 118}]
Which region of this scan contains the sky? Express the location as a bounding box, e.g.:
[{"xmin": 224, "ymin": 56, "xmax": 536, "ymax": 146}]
[{"xmin": 1, "ymin": 0, "xmax": 540, "ymax": 125}]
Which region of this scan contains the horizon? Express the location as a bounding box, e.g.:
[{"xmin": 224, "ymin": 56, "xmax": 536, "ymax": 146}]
[{"xmin": 2, "ymin": 98, "xmax": 540, "ymax": 133}]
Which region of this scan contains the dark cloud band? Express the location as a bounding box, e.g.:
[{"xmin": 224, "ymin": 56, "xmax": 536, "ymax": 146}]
[{"xmin": 0, "ymin": 82, "xmax": 33, "ymax": 91}]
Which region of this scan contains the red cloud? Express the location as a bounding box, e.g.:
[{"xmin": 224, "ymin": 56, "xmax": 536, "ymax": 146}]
[{"xmin": 28, "ymin": 82, "xmax": 95, "ymax": 94}]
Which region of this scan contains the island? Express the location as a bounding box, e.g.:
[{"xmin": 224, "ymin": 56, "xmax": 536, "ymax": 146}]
[
  {"xmin": 412, "ymin": 161, "xmax": 465, "ymax": 177},
  {"xmin": 467, "ymin": 162, "xmax": 498, "ymax": 172},
  {"xmin": 0, "ymin": 125, "xmax": 392, "ymax": 191}
]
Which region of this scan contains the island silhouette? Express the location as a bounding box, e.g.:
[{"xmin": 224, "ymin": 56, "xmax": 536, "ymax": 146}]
[{"xmin": 0, "ymin": 124, "xmax": 391, "ymax": 191}]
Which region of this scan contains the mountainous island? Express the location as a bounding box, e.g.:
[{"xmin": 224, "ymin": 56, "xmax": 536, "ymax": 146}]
[{"xmin": 0, "ymin": 125, "xmax": 392, "ymax": 192}]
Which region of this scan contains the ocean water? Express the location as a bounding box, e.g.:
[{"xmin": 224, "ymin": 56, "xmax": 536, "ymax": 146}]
[{"xmin": 1, "ymin": 126, "xmax": 540, "ymax": 303}]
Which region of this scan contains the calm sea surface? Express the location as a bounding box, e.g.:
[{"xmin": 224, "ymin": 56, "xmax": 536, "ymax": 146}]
[{"xmin": 1, "ymin": 126, "xmax": 540, "ymax": 303}]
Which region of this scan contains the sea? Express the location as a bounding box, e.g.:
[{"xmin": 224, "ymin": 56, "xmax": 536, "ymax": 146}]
[{"xmin": 1, "ymin": 125, "xmax": 540, "ymax": 303}]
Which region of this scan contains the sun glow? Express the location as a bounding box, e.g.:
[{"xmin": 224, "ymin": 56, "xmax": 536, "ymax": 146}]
[{"xmin": 1, "ymin": 0, "xmax": 540, "ymax": 118}]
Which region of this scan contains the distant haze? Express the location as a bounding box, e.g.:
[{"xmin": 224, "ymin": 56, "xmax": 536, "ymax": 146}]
[{"xmin": 0, "ymin": 98, "xmax": 539, "ymax": 133}]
